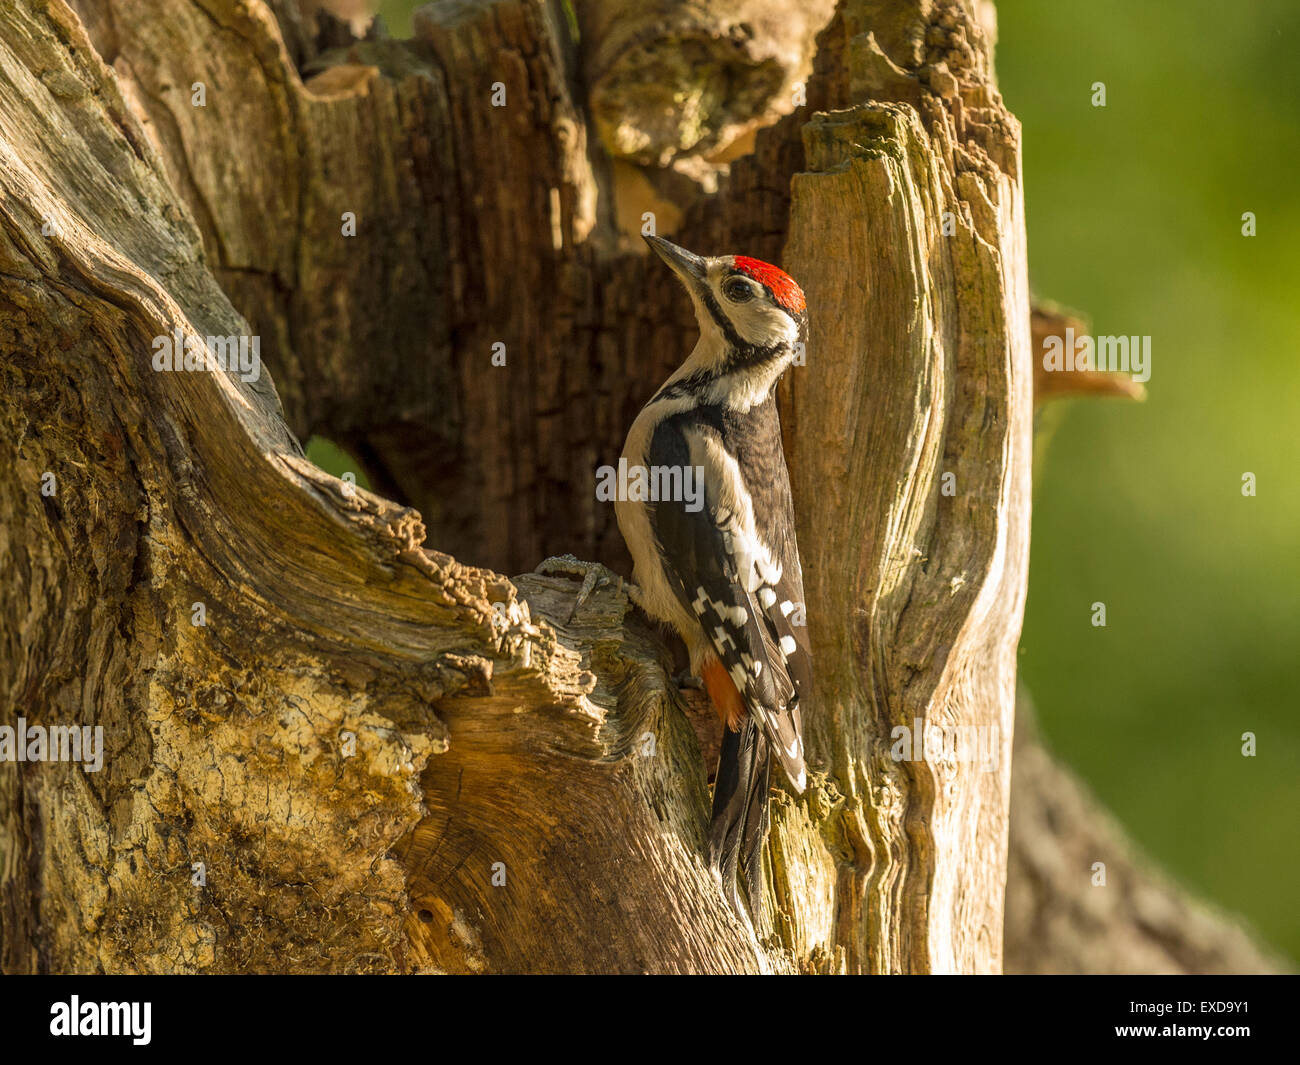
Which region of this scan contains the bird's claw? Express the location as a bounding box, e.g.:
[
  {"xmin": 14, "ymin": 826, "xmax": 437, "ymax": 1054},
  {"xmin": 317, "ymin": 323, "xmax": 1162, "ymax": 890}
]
[{"xmin": 533, "ymin": 554, "xmax": 636, "ymax": 624}]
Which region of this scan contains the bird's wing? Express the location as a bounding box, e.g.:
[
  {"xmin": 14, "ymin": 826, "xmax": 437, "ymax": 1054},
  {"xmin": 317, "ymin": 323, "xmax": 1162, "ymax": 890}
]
[{"xmin": 646, "ymin": 415, "xmax": 809, "ymax": 790}]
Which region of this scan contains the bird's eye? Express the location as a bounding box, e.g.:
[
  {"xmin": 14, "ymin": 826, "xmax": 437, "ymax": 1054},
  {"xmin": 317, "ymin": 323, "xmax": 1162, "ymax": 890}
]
[{"xmin": 723, "ymin": 278, "xmax": 754, "ymax": 303}]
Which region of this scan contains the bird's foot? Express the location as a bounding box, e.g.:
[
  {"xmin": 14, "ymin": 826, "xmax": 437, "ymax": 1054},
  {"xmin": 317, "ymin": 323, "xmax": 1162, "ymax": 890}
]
[
  {"xmin": 532, "ymin": 554, "xmax": 639, "ymax": 624},
  {"xmin": 673, "ymin": 670, "xmax": 703, "ymax": 690}
]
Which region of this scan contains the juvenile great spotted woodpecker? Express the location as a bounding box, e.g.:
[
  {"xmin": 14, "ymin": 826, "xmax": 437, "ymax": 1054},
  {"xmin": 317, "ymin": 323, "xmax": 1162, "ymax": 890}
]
[{"xmin": 616, "ymin": 234, "xmax": 812, "ymax": 919}]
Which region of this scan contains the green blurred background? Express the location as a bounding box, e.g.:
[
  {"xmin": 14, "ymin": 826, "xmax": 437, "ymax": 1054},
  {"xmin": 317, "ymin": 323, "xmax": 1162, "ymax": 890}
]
[
  {"xmin": 996, "ymin": 0, "xmax": 1298, "ymax": 963},
  {"xmin": 355, "ymin": 0, "xmax": 1297, "ymax": 961}
]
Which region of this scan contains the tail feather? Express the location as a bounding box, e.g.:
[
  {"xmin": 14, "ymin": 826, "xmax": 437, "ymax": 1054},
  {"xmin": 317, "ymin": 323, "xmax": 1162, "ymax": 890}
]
[
  {"xmin": 708, "ymin": 718, "xmax": 771, "ymax": 919},
  {"xmin": 739, "ymin": 739, "xmax": 771, "ymax": 914}
]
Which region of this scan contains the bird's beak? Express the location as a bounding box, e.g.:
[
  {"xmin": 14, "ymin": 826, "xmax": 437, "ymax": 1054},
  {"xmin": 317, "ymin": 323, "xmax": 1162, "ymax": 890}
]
[{"xmin": 644, "ymin": 234, "xmax": 708, "ymax": 289}]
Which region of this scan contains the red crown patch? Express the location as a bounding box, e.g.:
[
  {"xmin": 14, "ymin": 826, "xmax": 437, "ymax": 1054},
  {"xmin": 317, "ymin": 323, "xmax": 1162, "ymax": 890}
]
[{"xmin": 732, "ymin": 255, "xmax": 806, "ymax": 315}]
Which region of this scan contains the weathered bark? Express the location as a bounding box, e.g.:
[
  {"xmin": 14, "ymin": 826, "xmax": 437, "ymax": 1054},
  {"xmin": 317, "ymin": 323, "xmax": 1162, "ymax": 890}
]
[
  {"xmin": 8, "ymin": 0, "xmax": 1251, "ymax": 976},
  {"xmin": 0, "ymin": 0, "xmax": 746, "ymax": 967},
  {"xmin": 574, "ymin": 0, "xmax": 836, "ymax": 165}
]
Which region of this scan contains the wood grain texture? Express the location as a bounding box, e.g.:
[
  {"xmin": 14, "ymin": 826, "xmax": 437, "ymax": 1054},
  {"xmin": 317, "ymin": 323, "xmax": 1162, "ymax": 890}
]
[
  {"xmin": 0, "ymin": 0, "xmax": 790, "ymax": 973},
  {"xmin": 778, "ymin": 20, "xmax": 1031, "ymax": 970},
  {"xmin": 573, "ymin": 0, "xmax": 836, "ymax": 165},
  {"xmin": 0, "ymin": 0, "xmax": 1026, "ymax": 975}
]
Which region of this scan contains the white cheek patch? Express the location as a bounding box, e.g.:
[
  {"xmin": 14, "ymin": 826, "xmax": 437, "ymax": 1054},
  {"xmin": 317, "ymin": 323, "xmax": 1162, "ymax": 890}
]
[{"xmin": 727, "ymin": 297, "xmax": 800, "ymax": 350}]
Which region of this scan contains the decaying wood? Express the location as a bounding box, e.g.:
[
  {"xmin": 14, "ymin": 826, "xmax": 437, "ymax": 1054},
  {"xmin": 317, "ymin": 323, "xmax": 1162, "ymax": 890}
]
[
  {"xmin": 4, "ymin": 0, "xmax": 1264, "ymax": 976},
  {"xmin": 573, "ymin": 0, "xmax": 836, "ymax": 165},
  {"xmin": 0, "ymin": 0, "xmax": 757, "ymax": 973},
  {"xmin": 0, "ymin": 0, "xmax": 1025, "ymax": 975}
]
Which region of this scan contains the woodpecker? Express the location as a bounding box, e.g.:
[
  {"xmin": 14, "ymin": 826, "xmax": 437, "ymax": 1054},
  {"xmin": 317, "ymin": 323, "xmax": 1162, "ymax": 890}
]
[{"xmin": 616, "ymin": 234, "xmax": 812, "ymax": 919}]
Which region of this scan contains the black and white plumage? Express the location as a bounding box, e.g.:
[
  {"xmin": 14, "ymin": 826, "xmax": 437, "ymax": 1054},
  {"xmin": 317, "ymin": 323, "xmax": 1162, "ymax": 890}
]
[{"xmin": 615, "ymin": 234, "xmax": 812, "ymax": 917}]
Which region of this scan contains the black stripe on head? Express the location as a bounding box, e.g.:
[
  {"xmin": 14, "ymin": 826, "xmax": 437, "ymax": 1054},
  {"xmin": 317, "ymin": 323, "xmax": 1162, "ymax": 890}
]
[
  {"xmin": 701, "ymin": 285, "xmax": 791, "ymax": 370},
  {"xmin": 700, "ymin": 287, "xmax": 748, "ymax": 350}
]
